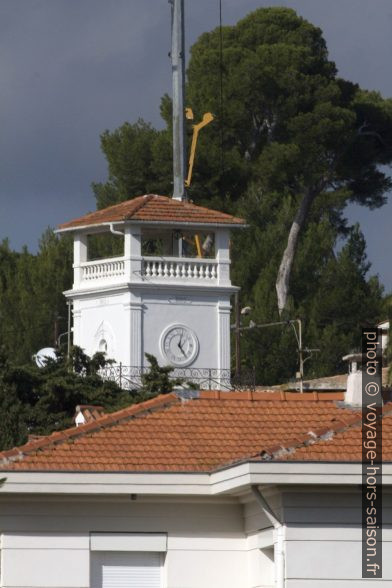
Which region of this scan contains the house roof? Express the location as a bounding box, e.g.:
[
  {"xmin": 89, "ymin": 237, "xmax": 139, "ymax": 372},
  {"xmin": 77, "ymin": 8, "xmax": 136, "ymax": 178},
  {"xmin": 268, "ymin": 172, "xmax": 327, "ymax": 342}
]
[
  {"xmin": 2, "ymin": 389, "xmax": 384, "ymax": 473},
  {"xmin": 274, "ymin": 408, "xmax": 392, "ymax": 462},
  {"xmin": 57, "ymin": 194, "xmax": 246, "ymax": 231}
]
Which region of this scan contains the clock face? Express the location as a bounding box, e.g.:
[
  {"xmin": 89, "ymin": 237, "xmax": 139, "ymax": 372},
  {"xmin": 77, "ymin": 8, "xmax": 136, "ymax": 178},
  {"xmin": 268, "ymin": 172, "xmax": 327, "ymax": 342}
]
[{"xmin": 161, "ymin": 324, "xmax": 199, "ymax": 367}]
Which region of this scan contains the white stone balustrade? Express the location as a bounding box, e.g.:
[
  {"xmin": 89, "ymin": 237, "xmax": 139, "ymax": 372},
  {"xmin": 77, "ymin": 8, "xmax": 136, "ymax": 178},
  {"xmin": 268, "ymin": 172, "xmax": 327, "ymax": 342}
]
[
  {"xmin": 81, "ymin": 257, "xmax": 125, "ymax": 282},
  {"xmin": 73, "ymin": 227, "xmax": 232, "ymax": 289},
  {"xmin": 75, "ymin": 255, "xmax": 233, "ymax": 288},
  {"xmin": 142, "ymin": 257, "xmax": 218, "ymax": 281}
]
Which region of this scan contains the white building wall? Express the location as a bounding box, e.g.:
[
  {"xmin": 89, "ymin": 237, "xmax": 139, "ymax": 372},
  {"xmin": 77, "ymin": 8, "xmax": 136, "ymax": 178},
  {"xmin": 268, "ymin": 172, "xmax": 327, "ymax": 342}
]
[
  {"xmin": 142, "ymin": 289, "xmax": 228, "ymax": 370},
  {"xmin": 72, "ymin": 287, "xmax": 232, "ymax": 373},
  {"xmin": 282, "ymin": 489, "xmax": 392, "ymax": 587},
  {"xmin": 246, "ymin": 532, "xmax": 274, "ymax": 588},
  {"xmin": 1, "ymin": 533, "xmax": 90, "ymax": 587},
  {"xmin": 3, "ymin": 487, "xmax": 391, "ymax": 587},
  {"xmin": 243, "ymin": 493, "xmax": 282, "ymax": 588},
  {"xmin": 73, "ymin": 290, "xmax": 131, "ymax": 364},
  {"xmin": 0, "ymin": 498, "xmax": 250, "ymax": 588}
]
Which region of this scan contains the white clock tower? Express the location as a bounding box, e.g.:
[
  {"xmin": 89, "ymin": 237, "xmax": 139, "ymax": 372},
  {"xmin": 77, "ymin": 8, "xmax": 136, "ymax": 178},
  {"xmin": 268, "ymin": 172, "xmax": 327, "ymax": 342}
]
[
  {"xmin": 57, "ymin": 1, "xmax": 245, "ymax": 388},
  {"xmin": 57, "ymin": 194, "xmax": 244, "ymax": 387}
]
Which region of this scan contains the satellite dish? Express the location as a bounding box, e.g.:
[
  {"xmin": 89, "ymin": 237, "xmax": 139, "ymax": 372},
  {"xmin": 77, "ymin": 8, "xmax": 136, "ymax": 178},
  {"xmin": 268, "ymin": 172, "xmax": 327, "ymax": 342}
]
[{"xmin": 34, "ymin": 347, "xmax": 57, "ymax": 368}]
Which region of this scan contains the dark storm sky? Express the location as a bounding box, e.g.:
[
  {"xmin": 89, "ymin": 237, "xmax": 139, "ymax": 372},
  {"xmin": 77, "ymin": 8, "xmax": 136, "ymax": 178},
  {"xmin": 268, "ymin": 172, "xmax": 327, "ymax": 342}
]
[{"xmin": 0, "ymin": 0, "xmax": 391, "ymax": 289}]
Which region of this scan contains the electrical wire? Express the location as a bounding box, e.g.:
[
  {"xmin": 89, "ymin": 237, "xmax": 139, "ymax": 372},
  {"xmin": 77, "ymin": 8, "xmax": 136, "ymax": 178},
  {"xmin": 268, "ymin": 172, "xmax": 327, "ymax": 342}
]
[{"xmin": 219, "ymin": 0, "xmax": 224, "ymax": 178}]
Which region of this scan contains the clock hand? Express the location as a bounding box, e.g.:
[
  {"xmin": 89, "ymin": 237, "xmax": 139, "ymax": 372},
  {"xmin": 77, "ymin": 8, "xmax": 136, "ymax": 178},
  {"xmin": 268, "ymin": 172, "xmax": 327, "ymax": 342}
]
[{"xmin": 177, "ymin": 338, "xmax": 186, "ymax": 356}]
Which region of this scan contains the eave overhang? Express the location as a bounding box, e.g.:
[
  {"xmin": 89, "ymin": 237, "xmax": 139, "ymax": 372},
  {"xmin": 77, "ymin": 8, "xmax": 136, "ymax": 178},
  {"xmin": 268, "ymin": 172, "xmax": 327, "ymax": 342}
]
[
  {"xmin": 55, "ymin": 220, "xmax": 248, "ymax": 235},
  {"xmin": 0, "ymin": 461, "xmax": 388, "ymax": 498}
]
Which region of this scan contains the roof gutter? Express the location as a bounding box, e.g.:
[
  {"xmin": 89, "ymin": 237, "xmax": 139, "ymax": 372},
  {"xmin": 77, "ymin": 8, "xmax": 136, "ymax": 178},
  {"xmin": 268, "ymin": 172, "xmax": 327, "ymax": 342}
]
[
  {"xmin": 251, "ymin": 485, "xmax": 285, "ymax": 588},
  {"xmin": 251, "ymin": 485, "xmax": 281, "ymax": 527},
  {"xmin": 109, "ymin": 223, "xmax": 124, "ymax": 236}
]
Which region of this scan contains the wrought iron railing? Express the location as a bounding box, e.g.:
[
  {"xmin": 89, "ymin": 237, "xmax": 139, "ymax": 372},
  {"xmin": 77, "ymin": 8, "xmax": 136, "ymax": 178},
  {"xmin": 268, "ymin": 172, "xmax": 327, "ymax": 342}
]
[{"xmin": 99, "ymin": 364, "xmax": 255, "ymax": 392}]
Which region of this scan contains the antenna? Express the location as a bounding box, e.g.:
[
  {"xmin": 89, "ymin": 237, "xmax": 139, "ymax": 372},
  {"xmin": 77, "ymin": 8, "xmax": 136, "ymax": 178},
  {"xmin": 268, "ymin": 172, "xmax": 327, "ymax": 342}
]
[
  {"xmin": 170, "ymin": 0, "xmax": 186, "ymax": 201},
  {"xmin": 33, "ymin": 347, "xmax": 57, "ymax": 368}
]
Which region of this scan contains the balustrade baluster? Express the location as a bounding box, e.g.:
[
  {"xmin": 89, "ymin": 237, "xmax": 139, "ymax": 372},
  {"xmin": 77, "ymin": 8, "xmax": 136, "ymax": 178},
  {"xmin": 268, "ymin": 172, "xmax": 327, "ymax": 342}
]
[{"xmin": 84, "ymin": 257, "xmax": 221, "ymax": 282}]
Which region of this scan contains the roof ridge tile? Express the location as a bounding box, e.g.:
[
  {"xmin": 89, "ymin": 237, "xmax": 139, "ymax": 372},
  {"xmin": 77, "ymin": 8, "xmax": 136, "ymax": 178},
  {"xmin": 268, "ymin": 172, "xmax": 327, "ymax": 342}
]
[
  {"xmin": 197, "ymin": 390, "xmax": 344, "ymax": 402},
  {"xmin": 124, "ymin": 194, "xmax": 154, "ymax": 218}
]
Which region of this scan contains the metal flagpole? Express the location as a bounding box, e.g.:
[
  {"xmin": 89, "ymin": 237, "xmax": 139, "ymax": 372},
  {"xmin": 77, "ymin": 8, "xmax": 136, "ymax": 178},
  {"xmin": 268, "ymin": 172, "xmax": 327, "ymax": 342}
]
[{"xmin": 170, "ymin": 0, "xmax": 186, "ymax": 201}]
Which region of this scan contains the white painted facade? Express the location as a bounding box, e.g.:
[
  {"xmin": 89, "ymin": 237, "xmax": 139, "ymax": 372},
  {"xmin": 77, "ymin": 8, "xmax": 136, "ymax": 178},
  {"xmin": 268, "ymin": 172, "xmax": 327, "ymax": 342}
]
[
  {"xmin": 282, "ymin": 488, "xmax": 392, "ymax": 587},
  {"xmin": 66, "ymin": 223, "xmax": 236, "ymax": 382},
  {"xmin": 0, "ymin": 497, "xmax": 270, "ymax": 588},
  {"xmin": 1, "ymin": 465, "xmax": 392, "ymax": 587}
]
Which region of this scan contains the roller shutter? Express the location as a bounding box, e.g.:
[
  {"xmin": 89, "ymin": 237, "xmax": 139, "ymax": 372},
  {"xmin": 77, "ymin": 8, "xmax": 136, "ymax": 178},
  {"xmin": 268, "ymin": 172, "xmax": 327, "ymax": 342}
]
[{"xmin": 92, "ymin": 552, "xmax": 162, "ymax": 588}]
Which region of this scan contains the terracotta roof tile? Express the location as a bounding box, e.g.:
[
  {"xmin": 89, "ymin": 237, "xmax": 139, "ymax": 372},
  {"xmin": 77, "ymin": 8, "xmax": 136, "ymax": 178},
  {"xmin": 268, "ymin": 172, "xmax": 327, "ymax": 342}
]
[
  {"xmin": 58, "ymin": 194, "xmax": 245, "ymax": 231},
  {"xmin": 277, "ymin": 404, "xmax": 392, "ymax": 462},
  {"xmin": 1, "ymin": 389, "xmax": 374, "ymax": 473}
]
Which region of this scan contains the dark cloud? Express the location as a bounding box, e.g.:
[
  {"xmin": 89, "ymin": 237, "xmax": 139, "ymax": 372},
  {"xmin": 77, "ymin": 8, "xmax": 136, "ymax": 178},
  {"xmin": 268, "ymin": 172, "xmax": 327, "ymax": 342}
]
[{"xmin": 0, "ymin": 0, "xmax": 391, "ymax": 289}]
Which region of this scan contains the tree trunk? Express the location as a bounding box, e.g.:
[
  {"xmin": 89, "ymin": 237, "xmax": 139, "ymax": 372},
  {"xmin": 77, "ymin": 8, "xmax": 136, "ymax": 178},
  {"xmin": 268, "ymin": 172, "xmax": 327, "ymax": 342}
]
[{"xmin": 276, "ymin": 188, "xmax": 316, "ymax": 315}]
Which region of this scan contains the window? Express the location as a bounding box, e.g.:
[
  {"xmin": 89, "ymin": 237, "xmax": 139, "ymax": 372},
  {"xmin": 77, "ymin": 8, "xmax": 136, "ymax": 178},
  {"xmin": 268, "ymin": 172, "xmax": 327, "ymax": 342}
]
[
  {"xmin": 91, "ymin": 552, "xmax": 162, "ymax": 588},
  {"xmin": 98, "ymin": 339, "xmax": 108, "ymax": 354},
  {"xmin": 90, "ymin": 533, "xmax": 166, "ymax": 588}
]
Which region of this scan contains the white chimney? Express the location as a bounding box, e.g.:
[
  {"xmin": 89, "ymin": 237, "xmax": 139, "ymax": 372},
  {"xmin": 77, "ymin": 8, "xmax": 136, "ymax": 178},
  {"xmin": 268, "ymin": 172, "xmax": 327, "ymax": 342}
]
[
  {"xmin": 343, "ymin": 353, "xmax": 363, "ymax": 406},
  {"xmin": 377, "ymin": 320, "xmax": 390, "ymax": 354},
  {"xmin": 74, "ymin": 405, "xmax": 105, "ymax": 427}
]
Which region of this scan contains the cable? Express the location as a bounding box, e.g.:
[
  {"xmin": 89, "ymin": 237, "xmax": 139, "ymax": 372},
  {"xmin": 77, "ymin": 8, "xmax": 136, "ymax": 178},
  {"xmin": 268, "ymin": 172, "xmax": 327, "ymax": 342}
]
[{"xmin": 219, "ymin": 0, "xmax": 224, "ymax": 178}]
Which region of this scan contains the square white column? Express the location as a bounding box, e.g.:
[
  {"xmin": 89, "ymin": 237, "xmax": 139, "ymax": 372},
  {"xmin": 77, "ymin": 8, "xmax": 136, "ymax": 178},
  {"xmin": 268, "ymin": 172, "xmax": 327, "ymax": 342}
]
[
  {"xmin": 73, "ymin": 232, "xmax": 88, "ymax": 287},
  {"xmin": 216, "ymin": 229, "xmax": 231, "ymax": 286},
  {"xmin": 124, "ymin": 225, "xmax": 142, "ymax": 283},
  {"xmin": 124, "ymin": 292, "xmax": 144, "ymax": 368}
]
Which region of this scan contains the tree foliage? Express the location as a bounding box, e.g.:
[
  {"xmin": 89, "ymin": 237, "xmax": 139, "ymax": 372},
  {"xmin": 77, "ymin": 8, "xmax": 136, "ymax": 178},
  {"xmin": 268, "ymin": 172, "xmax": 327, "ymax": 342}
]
[
  {"xmin": 0, "ymin": 231, "xmax": 73, "ymax": 364},
  {"xmin": 0, "ymin": 7, "xmax": 390, "ymax": 389},
  {"xmin": 0, "ymin": 346, "xmax": 136, "ymax": 451},
  {"xmin": 185, "ymin": 8, "xmax": 392, "ymax": 312},
  {"xmin": 0, "ymin": 349, "xmax": 188, "ymax": 451},
  {"xmin": 92, "ymin": 120, "xmax": 172, "ymax": 209},
  {"xmin": 139, "ymin": 353, "xmax": 184, "ymax": 399},
  {"xmin": 88, "ymin": 7, "xmax": 390, "ymax": 382}
]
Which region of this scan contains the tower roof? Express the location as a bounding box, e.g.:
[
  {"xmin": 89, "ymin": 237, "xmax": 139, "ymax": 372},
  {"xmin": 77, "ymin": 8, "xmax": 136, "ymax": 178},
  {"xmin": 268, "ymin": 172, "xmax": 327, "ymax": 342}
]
[{"xmin": 57, "ymin": 194, "xmax": 246, "ymax": 232}]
